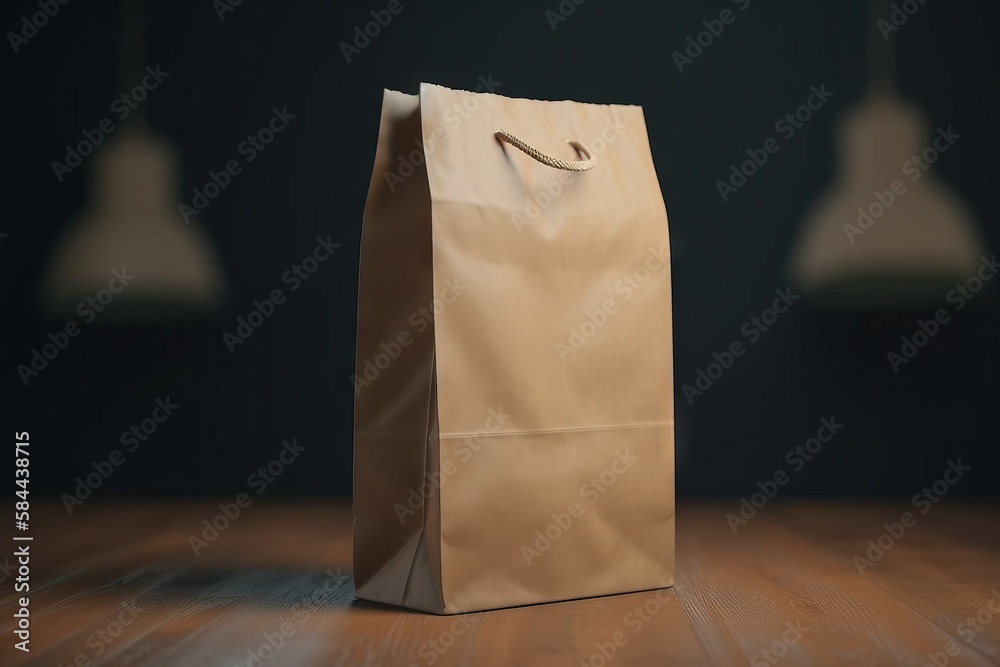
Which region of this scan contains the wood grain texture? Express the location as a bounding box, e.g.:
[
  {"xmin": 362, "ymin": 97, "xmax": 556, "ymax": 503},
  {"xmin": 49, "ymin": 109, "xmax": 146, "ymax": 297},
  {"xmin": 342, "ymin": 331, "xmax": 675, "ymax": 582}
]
[
  {"xmin": 1, "ymin": 499, "xmax": 996, "ymax": 666},
  {"xmin": 674, "ymin": 500, "xmax": 999, "ymax": 667}
]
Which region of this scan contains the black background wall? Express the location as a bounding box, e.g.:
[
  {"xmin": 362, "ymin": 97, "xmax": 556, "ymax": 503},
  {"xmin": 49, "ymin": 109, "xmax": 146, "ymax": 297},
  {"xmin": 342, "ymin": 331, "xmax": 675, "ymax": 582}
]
[{"xmin": 2, "ymin": 0, "xmax": 997, "ymax": 499}]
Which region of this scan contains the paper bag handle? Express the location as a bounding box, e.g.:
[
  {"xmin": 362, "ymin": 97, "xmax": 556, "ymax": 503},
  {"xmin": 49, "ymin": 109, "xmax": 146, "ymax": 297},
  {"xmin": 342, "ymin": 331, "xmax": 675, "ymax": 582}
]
[{"xmin": 494, "ymin": 130, "xmax": 597, "ymax": 171}]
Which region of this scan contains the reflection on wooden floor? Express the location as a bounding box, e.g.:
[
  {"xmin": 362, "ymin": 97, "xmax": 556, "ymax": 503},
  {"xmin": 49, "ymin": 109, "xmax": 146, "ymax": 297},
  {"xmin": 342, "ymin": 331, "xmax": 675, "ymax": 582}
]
[{"xmin": 3, "ymin": 499, "xmax": 998, "ymax": 666}]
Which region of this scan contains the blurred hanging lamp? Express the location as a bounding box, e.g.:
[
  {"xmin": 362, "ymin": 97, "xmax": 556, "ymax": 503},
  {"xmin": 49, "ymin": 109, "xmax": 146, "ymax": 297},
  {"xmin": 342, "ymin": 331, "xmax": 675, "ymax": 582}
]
[
  {"xmin": 41, "ymin": 0, "xmax": 225, "ymax": 319},
  {"xmin": 786, "ymin": 0, "xmax": 985, "ymax": 308}
]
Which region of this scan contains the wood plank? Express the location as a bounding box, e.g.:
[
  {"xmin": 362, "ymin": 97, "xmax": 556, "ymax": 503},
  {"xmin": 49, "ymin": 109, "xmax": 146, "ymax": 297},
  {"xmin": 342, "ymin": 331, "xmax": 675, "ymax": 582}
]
[
  {"xmin": 4, "ymin": 499, "xmax": 999, "ymax": 666},
  {"xmin": 91, "ymin": 570, "xmax": 355, "ymax": 667},
  {"xmin": 468, "ymin": 587, "xmax": 711, "ymax": 666},
  {"xmin": 672, "ymin": 499, "xmax": 996, "ymax": 667},
  {"xmin": 313, "ymin": 596, "xmax": 482, "ymax": 667},
  {"xmin": 777, "ymin": 499, "xmax": 1000, "ymax": 663}
]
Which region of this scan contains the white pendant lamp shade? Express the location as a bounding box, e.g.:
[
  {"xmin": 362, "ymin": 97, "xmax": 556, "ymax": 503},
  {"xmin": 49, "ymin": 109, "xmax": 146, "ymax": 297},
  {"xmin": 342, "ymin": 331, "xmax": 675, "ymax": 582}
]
[
  {"xmin": 41, "ymin": 124, "xmax": 226, "ymax": 319},
  {"xmin": 787, "ymin": 88, "xmax": 985, "ymax": 307}
]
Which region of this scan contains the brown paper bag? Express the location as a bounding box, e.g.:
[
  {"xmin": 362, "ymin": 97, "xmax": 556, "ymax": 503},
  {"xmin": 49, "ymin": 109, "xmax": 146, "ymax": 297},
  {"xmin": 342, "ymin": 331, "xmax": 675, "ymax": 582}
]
[{"xmin": 353, "ymin": 83, "xmax": 674, "ymax": 614}]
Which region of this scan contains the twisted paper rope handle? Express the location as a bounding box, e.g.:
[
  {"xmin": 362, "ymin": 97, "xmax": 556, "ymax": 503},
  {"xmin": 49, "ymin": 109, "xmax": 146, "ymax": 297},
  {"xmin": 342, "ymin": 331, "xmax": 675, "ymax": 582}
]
[{"xmin": 494, "ymin": 130, "xmax": 597, "ymax": 171}]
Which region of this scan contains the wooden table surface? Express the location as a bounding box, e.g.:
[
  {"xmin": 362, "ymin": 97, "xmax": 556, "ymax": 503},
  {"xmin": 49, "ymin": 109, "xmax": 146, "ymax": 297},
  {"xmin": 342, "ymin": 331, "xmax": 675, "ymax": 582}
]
[{"xmin": 3, "ymin": 498, "xmax": 998, "ymax": 666}]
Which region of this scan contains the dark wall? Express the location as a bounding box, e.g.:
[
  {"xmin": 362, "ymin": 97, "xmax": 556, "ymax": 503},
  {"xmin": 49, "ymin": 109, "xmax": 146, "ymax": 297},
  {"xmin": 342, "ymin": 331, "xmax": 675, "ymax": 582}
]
[{"xmin": 2, "ymin": 0, "xmax": 998, "ymax": 499}]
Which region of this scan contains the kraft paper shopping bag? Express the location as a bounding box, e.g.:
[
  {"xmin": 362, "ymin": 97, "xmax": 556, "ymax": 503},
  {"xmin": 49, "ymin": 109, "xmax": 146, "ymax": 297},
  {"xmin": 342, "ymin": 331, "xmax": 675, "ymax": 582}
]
[{"xmin": 353, "ymin": 83, "xmax": 674, "ymax": 613}]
